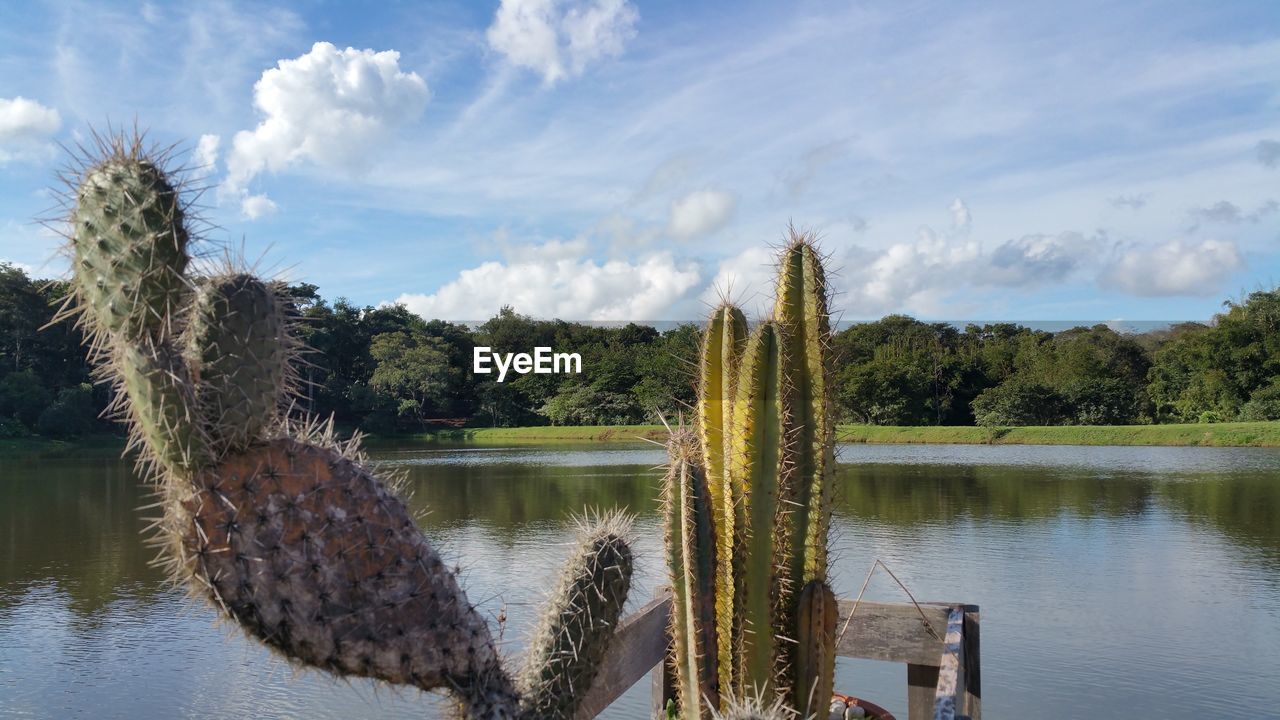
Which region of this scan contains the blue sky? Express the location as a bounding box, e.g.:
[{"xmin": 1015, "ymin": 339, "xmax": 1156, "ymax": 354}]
[{"xmin": 0, "ymin": 0, "xmax": 1277, "ymax": 322}]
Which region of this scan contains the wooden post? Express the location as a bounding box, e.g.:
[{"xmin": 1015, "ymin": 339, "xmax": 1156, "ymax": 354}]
[
  {"xmin": 906, "ymin": 663, "xmax": 940, "ymax": 720},
  {"xmin": 932, "ymin": 606, "xmax": 965, "ymax": 720},
  {"xmin": 650, "ymin": 651, "xmax": 676, "ymax": 717},
  {"xmin": 963, "ymin": 609, "xmax": 981, "ymax": 720},
  {"xmin": 575, "ymin": 593, "xmax": 672, "ymax": 719}
]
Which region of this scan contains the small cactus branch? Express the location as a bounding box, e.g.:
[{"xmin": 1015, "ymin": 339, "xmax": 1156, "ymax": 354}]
[
  {"xmin": 665, "ymin": 429, "xmax": 721, "ymax": 718},
  {"xmin": 68, "ymin": 143, "xmax": 191, "ymax": 346},
  {"xmin": 516, "ymin": 511, "xmax": 635, "ymax": 720},
  {"xmin": 792, "ymin": 580, "xmax": 837, "ymax": 717},
  {"xmin": 186, "ymin": 273, "xmax": 296, "ymax": 457}
]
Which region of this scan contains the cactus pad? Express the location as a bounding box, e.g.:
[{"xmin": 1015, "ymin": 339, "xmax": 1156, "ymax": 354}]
[
  {"xmin": 187, "ymin": 274, "xmax": 294, "ymax": 455},
  {"xmin": 179, "ymin": 438, "xmax": 516, "ymax": 710}
]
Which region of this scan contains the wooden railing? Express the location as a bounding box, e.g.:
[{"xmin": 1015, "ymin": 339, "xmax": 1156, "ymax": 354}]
[{"xmin": 577, "ymin": 593, "xmax": 981, "ymax": 720}]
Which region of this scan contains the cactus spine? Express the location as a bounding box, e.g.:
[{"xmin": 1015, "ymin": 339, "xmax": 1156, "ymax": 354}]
[
  {"xmin": 54, "ymin": 131, "xmax": 634, "ymax": 719},
  {"xmin": 668, "ymin": 229, "xmax": 838, "ymax": 719}
]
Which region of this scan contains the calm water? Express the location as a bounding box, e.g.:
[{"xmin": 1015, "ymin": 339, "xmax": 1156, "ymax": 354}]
[{"xmin": 2, "ymin": 441, "xmax": 1279, "ymax": 719}]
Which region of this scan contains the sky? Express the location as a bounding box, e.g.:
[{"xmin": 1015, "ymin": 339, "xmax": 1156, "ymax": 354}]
[{"xmin": 0, "ymin": 0, "xmax": 1277, "ymax": 323}]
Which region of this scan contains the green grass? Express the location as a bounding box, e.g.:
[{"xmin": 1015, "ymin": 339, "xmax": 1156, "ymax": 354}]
[
  {"xmin": 401, "ymin": 421, "xmax": 1280, "ymax": 447},
  {"xmin": 390, "ymin": 424, "xmax": 670, "ymax": 444},
  {"xmin": 837, "ymin": 421, "xmax": 1280, "ymax": 447},
  {"xmin": 10, "ymin": 422, "xmax": 1278, "ymax": 451},
  {"xmin": 0, "ymin": 434, "xmax": 126, "ymax": 457}
]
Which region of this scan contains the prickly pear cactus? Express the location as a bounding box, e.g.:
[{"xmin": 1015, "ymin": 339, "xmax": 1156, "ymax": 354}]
[
  {"xmin": 52, "ymin": 131, "xmax": 633, "ymax": 719},
  {"xmin": 665, "ymin": 228, "xmax": 840, "ymax": 719}
]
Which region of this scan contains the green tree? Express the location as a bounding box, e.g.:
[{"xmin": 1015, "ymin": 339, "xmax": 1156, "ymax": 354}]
[
  {"xmin": 0, "ymin": 370, "xmax": 53, "ymax": 429},
  {"xmin": 540, "ymin": 384, "xmax": 640, "ymax": 426},
  {"xmin": 971, "ymin": 378, "xmax": 1066, "ymax": 426},
  {"xmin": 36, "ymin": 384, "xmax": 99, "ymax": 437},
  {"xmin": 368, "ymin": 328, "xmax": 455, "ymax": 428}
]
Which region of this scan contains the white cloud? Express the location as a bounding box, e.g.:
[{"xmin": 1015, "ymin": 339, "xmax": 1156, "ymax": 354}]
[
  {"xmin": 668, "ymin": 189, "xmax": 736, "ymax": 240},
  {"xmin": 984, "ymin": 232, "xmax": 1098, "ymax": 287},
  {"xmin": 487, "ymin": 0, "xmax": 638, "ymax": 85},
  {"xmin": 1, "ymin": 259, "xmax": 36, "ymax": 275},
  {"xmin": 0, "ymin": 97, "xmax": 60, "ymax": 164},
  {"xmin": 1101, "ymin": 239, "xmax": 1242, "ymax": 297},
  {"xmin": 701, "ymin": 220, "xmax": 984, "ymax": 318},
  {"xmin": 846, "ymin": 226, "xmax": 983, "ymax": 315},
  {"xmin": 223, "ymin": 41, "xmax": 429, "ymax": 212},
  {"xmin": 949, "ymin": 197, "xmax": 971, "ymax": 232},
  {"xmin": 700, "ymin": 245, "xmax": 777, "ymax": 317},
  {"xmin": 194, "ymin": 133, "xmax": 220, "ymax": 173},
  {"xmin": 241, "ymin": 193, "xmax": 278, "ymax": 219},
  {"xmin": 0, "ymin": 97, "xmax": 59, "ymax": 142},
  {"xmin": 392, "ymin": 239, "xmax": 700, "ymax": 320},
  {"xmin": 1258, "ymin": 140, "xmax": 1280, "ymax": 169}
]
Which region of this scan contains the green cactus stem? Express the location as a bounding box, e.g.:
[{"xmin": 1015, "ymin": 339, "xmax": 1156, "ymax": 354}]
[
  {"xmin": 730, "ymin": 321, "xmax": 786, "ymax": 698},
  {"xmin": 115, "ymin": 339, "xmax": 207, "ymax": 476},
  {"xmin": 774, "ymin": 231, "xmax": 835, "ymax": 588},
  {"xmin": 792, "ymin": 580, "xmax": 837, "ymax": 716},
  {"xmin": 517, "ymin": 511, "xmax": 635, "ymax": 719},
  {"xmin": 697, "ymin": 303, "xmax": 747, "ymax": 703},
  {"xmin": 665, "ymin": 429, "xmax": 721, "ymax": 718},
  {"xmin": 66, "ymin": 137, "xmax": 191, "ymax": 347},
  {"xmin": 187, "ymin": 273, "xmax": 294, "ymax": 456}
]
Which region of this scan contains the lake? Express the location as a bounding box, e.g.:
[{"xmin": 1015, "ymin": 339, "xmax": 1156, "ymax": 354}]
[{"xmin": 2, "ymin": 441, "xmax": 1278, "ymax": 718}]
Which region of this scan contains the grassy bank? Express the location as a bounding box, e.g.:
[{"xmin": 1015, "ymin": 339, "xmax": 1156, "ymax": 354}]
[
  {"xmin": 837, "ymin": 421, "xmax": 1280, "ymax": 447},
  {"xmin": 397, "ymin": 425, "xmax": 670, "ymax": 443},
  {"xmin": 0, "ymin": 434, "xmax": 126, "ymax": 457},
  {"xmin": 405, "ymin": 421, "xmax": 1280, "ymax": 447},
  {"xmin": 9, "ymin": 421, "xmax": 1278, "ymax": 452}
]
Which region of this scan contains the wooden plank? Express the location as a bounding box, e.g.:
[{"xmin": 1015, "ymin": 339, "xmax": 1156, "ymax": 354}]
[
  {"xmin": 932, "ymin": 607, "xmax": 965, "ymax": 720},
  {"xmin": 574, "ymin": 595, "xmax": 980, "ymax": 718},
  {"xmin": 834, "ymin": 600, "xmax": 952, "ymax": 665},
  {"xmin": 963, "ymin": 611, "xmax": 981, "ymax": 720},
  {"xmin": 906, "ymin": 663, "xmax": 939, "ymax": 720},
  {"xmin": 576, "ymin": 594, "xmax": 673, "ymax": 719},
  {"xmin": 650, "ymin": 647, "xmax": 677, "ymax": 717}
]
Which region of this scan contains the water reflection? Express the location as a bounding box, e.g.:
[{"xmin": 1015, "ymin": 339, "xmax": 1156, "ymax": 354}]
[{"xmin": 2, "ymin": 441, "xmax": 1279, "ymax": 718}]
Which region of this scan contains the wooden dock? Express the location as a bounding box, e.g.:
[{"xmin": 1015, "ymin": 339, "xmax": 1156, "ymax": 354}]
[{"xmin": 577, "ymin": 593, "xmax": 981, "ymax": 720}]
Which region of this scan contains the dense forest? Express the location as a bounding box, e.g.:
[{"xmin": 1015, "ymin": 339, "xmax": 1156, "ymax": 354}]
[{"xmin": 2, "ymin": 261, "xmax": 1278, "ymax": 438}]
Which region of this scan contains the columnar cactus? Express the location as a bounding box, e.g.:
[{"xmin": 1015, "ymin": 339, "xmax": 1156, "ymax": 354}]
[
  {"xmin": 664, "ymin": 428, "xmax": 721, "ymax": 718},
  {"xmin": 53, "ymin": 131, "xmax": 633, "ymax": 720},
  {"xmin": 666, "ymin": 229, "xmax": 839, "ymax": 719}
]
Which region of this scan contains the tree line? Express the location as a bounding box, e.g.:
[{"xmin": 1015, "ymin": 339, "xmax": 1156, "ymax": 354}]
[{"xmin": 2, "ymin": 262, "xmax": 1278, "ymax": 438}]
